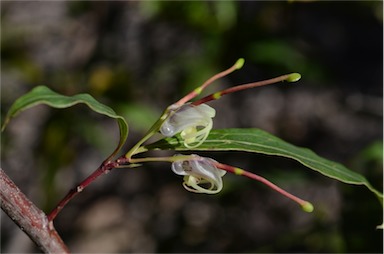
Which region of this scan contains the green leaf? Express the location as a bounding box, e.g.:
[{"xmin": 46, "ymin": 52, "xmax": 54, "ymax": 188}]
[
  {"xmin": 143, "ymin": 128, "xmax": 383, "ymax": 202},
  {"xmin": 2, "ymin": 86, "xmax": 128, "ymax": 160}
]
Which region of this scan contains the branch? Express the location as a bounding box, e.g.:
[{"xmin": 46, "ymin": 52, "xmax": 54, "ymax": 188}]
[{"xmin": 0, "ymin": 168, "xmax": 70, "ymax": 253}]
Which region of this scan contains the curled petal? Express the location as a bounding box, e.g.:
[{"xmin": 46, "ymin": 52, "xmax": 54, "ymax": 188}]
[
  {"xmin": 171, "ymin": 155, "xmax": 226, "ymax": 194},
  {"xmin": 160, "ymin": 103, "xmax": 215, "ymax": 148}
]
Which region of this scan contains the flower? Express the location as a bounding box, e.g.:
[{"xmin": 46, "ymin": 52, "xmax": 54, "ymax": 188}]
[
  {"xmin": 171, "ymin": 154, "xmax": 226, "ymax": 194},
  {"xmin": 160, "ymin": 103, "xmax": 216, "ymax": 148}
]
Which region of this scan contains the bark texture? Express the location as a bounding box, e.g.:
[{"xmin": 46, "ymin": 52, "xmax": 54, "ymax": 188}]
[{"xmin": 0, "ymin": 168, "xmax": 69, "ymax": 254}]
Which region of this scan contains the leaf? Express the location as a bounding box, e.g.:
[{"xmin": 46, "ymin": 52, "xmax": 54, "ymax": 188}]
[
  {"xmin": 2, "ymin": 86, "xmax": 128, "ymax": 160},
  {"xmin": 143, "ymin": 128, "xmax": 383, "ymax": 201}
]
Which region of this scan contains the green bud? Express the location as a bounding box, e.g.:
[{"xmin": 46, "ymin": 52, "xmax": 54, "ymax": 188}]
[
  {"xmin": 301, "ymin": 202, "xmax": 314, "ymax": 213},
  {"xmin": 286, "ymin": 73, "xmax": 301, "ymax": 82},
  {"xmin": 235, "ymin": 58, "xmax": 245, "ymax": 70}
]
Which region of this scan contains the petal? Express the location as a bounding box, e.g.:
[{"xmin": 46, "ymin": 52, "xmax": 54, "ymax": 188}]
[
  {"xmin": 171, "ymin": 155, "xmax": 226, "ymax": 194},
  {"xmin": 160, "ymin": 120, "xmax": 177, "ymax": 137},
  {"xmin": 171, "ymin": 160, "xmax": 189, "ymax": 175},
  {"xmin": 182, "ymin": 175, "xmax": 220, "ymax": 194},
  {"xmin": 160, "ymin": 103, "xmax": 215, "ymax": 140},
  {"xmin": 180, "ymin": 118, "xmax": 213, "ymax": 148},
  {"xmin": 194, "ymin": 103, "xmax": 216, "ymax": 118}
]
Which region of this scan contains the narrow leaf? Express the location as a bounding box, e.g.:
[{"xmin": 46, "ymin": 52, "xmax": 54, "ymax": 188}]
[
  {"xmin": 143, "ymin": 128, "xmax": 383, "ymax": 201},
  {"xmin": 2, "ymin": 86, "xmax": 128, "ymax": 160}
]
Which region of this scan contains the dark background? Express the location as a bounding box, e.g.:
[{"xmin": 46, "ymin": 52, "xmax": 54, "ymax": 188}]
[{"xmin": 1, "ymin": 1, "xmax": 383, "ymax": 253}]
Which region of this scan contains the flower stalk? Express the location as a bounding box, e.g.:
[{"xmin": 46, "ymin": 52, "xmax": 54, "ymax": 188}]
[{"xmin": 124, "ymin": 107, "xmax": 171, "ymax": 159}]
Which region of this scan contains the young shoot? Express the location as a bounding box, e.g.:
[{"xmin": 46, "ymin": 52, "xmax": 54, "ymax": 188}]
[{"xmin": 44, "ymin": 58, "xmax": 309, "ymax": 224}]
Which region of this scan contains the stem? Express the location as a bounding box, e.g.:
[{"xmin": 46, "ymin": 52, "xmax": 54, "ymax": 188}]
[
  {"xmin": 1, "ymin": 168, "xmax": 70, "ymax": 253},
  {"xmin": 192, "ymin": 73, "xmax": 295, "ymax": 106},
  {"xmin": 48, "ymin": 108, "xmax": 172, "ymax": 221},
  {"xmin": 46, "ymin": 154, "xmax": 190, "ymax": 221},
  {"xmin": 125, "ymin": 109, "xmax": 170, "ymax": 159},
  {"xmin": 47, "ymin": 161, "xmax": 117, "ymax": 222},
  {"xmin": 174, "ymin": 59, "xmax": 244, "ymax": 106},
  {"xmin": 216, "ymin": 163, "xmax": 313, "ymax": 212},
  {"xmin": 128, "ymin": 154, "xmax": 195, "ymax": 164}
]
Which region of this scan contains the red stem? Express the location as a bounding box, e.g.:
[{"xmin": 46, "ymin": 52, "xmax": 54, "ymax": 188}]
[
  {"xmin": 47, "ymin": 161, "xmax": 118, "ymax": 222},
  {"xmin": 193, "ymin": 74, "xmax": 291, "ymax": 105},
  {"xmin": 175, "ymin": 61, "xmax": 242, "ymax": 106}
]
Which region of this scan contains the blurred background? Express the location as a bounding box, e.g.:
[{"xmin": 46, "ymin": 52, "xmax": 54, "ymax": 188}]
[{"xmin": 1, "ymin": 1, "xmax": 383, "ymax": 253}]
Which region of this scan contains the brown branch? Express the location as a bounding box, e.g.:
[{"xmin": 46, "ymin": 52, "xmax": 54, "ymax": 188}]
[{"xmin": 0, "ymin": 168, "xmax": 70, "ymax": 253}]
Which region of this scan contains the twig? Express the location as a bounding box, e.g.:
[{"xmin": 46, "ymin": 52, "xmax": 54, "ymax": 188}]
[
  {"xmin": 47, "ymin": 161, "xmax": 118, "ymax": 222},
  {"xmin": 0, "ymin": 168, "xmax": 70, "ymax": 253}
]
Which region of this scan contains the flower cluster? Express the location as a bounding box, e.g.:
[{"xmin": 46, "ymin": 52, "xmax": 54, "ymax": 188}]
[{"xmin": 148, "ymin": 59, "xmax": 312, "ymax": 211}]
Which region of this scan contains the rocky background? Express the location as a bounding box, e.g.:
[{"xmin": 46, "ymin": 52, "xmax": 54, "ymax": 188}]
[{"xmin": 1, "ymin": 1, "xmax": 382, "ymax": 253}]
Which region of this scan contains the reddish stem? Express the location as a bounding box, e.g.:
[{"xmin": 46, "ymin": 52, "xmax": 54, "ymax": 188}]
[
  {"xmin": 175, "ymin": 61, "xmax": 242, "ymax": 106},
  {"xmin": 47, "ymin": 161, "xmax": 118, "ymax": 222},
  {"xmin": 193, "ymin": 74, "xmax": 291, "ymax": 105}
]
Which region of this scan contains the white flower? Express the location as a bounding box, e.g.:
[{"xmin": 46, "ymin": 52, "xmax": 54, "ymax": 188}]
[
  {"xmin": 171, "ymin": 155, "xmax": 226, "ymax": 194},
  {"xmin": 160, "ymin": 103, "xmax": 216, "ymax": 148}
]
